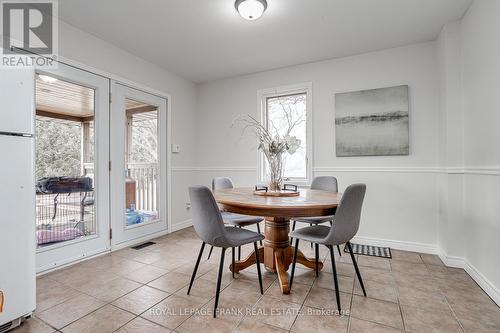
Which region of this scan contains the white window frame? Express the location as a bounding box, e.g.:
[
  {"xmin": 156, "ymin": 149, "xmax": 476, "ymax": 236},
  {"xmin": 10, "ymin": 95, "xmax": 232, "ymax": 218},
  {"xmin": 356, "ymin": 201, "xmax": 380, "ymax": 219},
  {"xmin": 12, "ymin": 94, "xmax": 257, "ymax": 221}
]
[{"xmin": 257, "ymin": 82, "xmax": 313, "ymax": 186}]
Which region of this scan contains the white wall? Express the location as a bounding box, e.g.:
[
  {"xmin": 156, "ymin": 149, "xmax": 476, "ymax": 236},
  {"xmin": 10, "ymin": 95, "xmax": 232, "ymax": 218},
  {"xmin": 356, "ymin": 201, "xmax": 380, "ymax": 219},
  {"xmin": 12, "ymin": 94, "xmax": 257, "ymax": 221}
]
[
  {"xmin": 196, "ymin": 42, "xmax": 440, "ymax": 252},
  {"xmin": 436, "ymin": 0, "xmax": 500, "ymax": 305},
  {"xmin": 58, "ymin": 1, "xmax": 500, "ymax": 304},
  {"xmin": 436, "ymin": 22, "xmax": 465, "ymax": 260},
  {"xmin": 59, "ymin": 21, "xmax": 197, "ymax": 229},
  {"xmin": 460, "ymin": 0, "xmax": 500, "ymax": 302}
]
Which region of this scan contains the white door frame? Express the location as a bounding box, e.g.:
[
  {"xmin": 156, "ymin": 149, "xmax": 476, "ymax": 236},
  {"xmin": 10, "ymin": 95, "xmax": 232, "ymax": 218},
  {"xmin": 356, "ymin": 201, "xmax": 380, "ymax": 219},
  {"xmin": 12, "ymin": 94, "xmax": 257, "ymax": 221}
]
[
  {"xmin": 31, "ymin": 55, "xmax": 173, "ymax": 271},
  {"xmin": 109, "ymin": 81, "xmax": 171, "ymax": 249},
  {"xmin": 35, "ymin": 62, "xmax": 111, "ymax": 272},
  {"xmin": 55, "ymin": 56, "xmax": 173, "ymax": 245}
]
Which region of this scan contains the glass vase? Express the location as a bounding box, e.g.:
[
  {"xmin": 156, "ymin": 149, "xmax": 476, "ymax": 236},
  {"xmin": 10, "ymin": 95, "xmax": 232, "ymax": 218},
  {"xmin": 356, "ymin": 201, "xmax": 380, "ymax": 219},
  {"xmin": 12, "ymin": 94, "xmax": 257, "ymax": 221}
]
[{"xmin": 267, "ymin": 152, "xmax": 283, "ymax": 192}]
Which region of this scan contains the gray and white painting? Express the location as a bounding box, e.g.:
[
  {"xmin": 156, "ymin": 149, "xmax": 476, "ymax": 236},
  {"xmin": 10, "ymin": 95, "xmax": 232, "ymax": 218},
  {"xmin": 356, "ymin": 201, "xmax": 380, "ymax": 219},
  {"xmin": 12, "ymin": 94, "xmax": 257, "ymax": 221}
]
[{"xmin": 335, "ymin": 85, "xmax": 409, "ymax": 156}]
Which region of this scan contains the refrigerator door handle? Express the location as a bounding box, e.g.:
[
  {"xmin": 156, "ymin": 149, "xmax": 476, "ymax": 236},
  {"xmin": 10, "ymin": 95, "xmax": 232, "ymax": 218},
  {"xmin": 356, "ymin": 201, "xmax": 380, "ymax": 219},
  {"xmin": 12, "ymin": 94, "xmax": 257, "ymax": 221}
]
[{"xmin": 0, "ymin": 131, "xmax": 33, "ymax": 137}]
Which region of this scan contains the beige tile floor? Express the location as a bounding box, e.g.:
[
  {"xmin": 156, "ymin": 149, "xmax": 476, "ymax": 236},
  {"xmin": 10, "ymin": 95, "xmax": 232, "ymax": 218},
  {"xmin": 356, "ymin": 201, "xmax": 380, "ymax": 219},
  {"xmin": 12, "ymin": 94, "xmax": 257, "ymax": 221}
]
[{"xmin": 13, "ymin": 226, "xmax": 500, "ymax": 333}]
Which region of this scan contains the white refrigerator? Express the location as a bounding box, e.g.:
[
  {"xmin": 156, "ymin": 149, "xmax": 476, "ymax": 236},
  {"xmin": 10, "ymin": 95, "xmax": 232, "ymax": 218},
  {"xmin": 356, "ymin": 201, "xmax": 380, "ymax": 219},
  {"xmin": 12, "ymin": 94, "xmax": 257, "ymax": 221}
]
[{"xmin": 0, "ymin": 68, "xmax": 36, "ymax": 331}]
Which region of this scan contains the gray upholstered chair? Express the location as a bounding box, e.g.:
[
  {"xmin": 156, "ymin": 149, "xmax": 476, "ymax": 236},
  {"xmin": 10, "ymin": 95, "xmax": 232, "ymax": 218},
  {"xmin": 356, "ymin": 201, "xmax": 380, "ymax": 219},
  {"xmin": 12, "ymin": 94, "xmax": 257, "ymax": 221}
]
[
  {"xmin": 188, "ymin": 186, "xmax": 264, "ymax": 318},
  {"xmin": 290, "ymin": 176, "xmax": 342, "ymax": 258},
  {"xmin": 207, "ymin": 177, "xmax": 264, "ymax": 261},
  {"xmin": 289, "ymin": 183, "xmax": 367, "ymax": 313}
]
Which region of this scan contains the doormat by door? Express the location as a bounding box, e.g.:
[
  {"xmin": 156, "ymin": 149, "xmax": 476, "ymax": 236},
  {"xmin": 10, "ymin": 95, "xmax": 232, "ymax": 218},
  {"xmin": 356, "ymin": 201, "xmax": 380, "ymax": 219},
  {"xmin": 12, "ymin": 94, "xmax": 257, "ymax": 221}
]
[{"xmin": 344, "ymin": 243, "xmax": 392, "ymax": 258}]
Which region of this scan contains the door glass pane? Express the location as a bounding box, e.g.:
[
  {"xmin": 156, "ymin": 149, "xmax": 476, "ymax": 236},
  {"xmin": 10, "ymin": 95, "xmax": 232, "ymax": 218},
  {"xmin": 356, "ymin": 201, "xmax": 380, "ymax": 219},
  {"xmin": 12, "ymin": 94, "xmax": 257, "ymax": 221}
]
[
  {"xmin": 124, "ymin": 98, "xmax": 159, "ymax": 227},
  {"xmin": 35, "ymin": 74, "xmax": 96, "ymax": 247}
]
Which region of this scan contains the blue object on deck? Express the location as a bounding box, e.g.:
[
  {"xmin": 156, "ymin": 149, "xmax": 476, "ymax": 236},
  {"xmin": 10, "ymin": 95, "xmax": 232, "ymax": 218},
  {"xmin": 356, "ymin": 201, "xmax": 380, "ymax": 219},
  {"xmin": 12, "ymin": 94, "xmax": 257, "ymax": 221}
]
[{"xmin": 126, "ymin": 209, "xmax": 142, "ymax": 225}]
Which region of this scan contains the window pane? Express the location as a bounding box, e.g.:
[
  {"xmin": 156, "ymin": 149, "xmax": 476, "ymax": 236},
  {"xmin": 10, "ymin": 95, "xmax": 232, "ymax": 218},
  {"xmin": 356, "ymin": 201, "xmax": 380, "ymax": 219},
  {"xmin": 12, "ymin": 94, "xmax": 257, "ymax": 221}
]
[
  {"xmin": 266, "ymin": 93, "xmax": 307, "ymax": 179},
  {"xmin": 35, "ymin": 75, "xmax": 96, "ymax": 247},
  {"xmin": 124, "ymin": 99, "xmax": 159, "ymax": 226}
]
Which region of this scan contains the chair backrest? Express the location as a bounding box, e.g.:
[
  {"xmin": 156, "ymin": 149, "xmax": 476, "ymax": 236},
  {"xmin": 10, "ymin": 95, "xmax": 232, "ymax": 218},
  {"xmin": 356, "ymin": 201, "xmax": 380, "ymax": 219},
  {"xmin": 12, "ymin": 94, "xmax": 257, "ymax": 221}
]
[
  {"xmin": 325, "ymin": 184, "xmax": 366, "ymax": 245},
  {"xmin": 311, "ymin": 176, "xmax": 338, "ymax": 192},
  {"xmin": 212, "ymin": 177, "xmax": 234, "ymax": 190},
  {"xmin": 188, "ymin": 186, "xmax": 227, "ymax": 247}
]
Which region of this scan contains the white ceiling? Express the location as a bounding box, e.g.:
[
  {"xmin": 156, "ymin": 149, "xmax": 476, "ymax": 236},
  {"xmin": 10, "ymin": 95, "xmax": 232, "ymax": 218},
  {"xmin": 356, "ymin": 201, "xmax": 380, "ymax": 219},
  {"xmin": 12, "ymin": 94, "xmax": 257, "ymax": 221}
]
[{"xmin": 58, "ymin": 0, "xmax": 472, "ymax": 83}]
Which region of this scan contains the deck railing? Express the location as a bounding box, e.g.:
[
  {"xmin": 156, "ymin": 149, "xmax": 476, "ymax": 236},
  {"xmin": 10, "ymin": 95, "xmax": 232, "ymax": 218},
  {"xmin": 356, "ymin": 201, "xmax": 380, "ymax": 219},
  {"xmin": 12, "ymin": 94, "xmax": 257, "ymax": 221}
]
[
  {"xmin": 127, "ymin": 162, "xmax": 158, "ymax": 212},
  {"xmin": 83, "ymin": 162, "xmax": 158, "ymax": 212}
]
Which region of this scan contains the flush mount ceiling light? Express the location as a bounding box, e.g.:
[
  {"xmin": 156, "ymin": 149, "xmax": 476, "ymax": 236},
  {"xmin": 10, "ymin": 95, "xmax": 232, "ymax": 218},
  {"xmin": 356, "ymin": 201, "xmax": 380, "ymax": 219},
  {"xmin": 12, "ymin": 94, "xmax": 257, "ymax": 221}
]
[
  {"xmin": 37, "ymin": 74, "xmax": 58, "ymax": 83},
  {"xmin": 235, "ymin": 0, "xmax": 267, "ymax": 21}
]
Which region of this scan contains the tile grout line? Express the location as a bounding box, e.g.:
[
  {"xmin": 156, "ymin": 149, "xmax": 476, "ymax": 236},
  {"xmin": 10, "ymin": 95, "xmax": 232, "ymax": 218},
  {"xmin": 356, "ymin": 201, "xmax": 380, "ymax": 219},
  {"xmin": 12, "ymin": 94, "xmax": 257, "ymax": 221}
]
[
  {"xmin": 57, "ymin": 275, "xmax": 162, "ymax": 330},
  {"xmin": 31, "ymin": 313, "xmax": 60, "ymax": 332},
  {"xmin": 170, "ymin": 257, "xmax": 262, "ymax": 332},
  {"xmin": 36, "ymin": 278, "xmax": 143, "ymax": 329},
  {"xmin": 441, "ymin": 287, "xmax": 467, "ymax": 333},
  {"xmin": 39, "ymin": 247, "xmax": 197, "ymax": 331},
  {"xmin": 390, "ymin": 256, "xmax": 408, "ymax": 332},
  {"xmin": 36, "ymin": 231, "xmax": 499, "ymax": 333},
  {"xmin": 422, "ymin": 255, "xmax": 468, "ymax": 333},
  {"xmin": 235, "ymin": 264, "xmax": 279, "ymax": 330},
  {"xmin": 346, "ymin": 270, "xmax": 356, "ymax": 333},
  {"xmin": 288, "ymin": 269, "xmax": 317, "ymax": 332}
]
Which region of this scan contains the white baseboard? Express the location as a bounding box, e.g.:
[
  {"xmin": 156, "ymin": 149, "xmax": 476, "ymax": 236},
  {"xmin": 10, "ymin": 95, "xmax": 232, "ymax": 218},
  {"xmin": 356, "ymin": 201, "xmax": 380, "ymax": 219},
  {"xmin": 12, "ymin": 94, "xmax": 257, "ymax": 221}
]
[
  {"xmin": 436, "ymin": 248, "xmax": 466, "ymax": 268},
  {"xmin": 170, "ymin": 219, "xmax": 192, "ymax": 232},
  {"xmin": 351, "ymin": 235, "xmax": 437, "ymax": 254},
  {"xmin": 350, "ymin": 239, "xmax": 500, "ymax": 306},
  {"xmin": 437, "ymin": 247, "xmax": 500, "ymax": 306},
  {"xmin": 465, "ymin": 261, "xmax": 500, "ymax": 306}
]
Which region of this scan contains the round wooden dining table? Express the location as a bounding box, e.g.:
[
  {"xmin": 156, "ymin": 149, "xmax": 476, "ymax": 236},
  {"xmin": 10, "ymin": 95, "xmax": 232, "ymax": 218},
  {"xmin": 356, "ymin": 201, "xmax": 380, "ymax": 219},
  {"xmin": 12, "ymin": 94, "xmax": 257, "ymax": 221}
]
[{"xmin": 213, "ymin": 187, "xmax": 341, "ymax": 294}]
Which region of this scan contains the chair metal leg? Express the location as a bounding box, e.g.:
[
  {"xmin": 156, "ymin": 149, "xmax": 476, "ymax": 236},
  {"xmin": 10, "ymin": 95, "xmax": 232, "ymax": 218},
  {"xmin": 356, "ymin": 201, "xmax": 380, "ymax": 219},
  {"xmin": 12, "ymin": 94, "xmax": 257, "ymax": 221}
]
[
  {"xmin": 188, "ymin": 242, "xmax": 206, "ymax": 295},
  {"xmin": 290, "ymin": 220, "xmax": 296, "ymax": 243},
  {"xmin": 256, "ymin": 223, "xmax": 263, "ymax": 246},
  {"xmin": 315, "ymin": 243, "xmax": 319, "ymax": 277},
  {"xmin": 328, "ymin": 245, "xmax": 342, "ymax": 313},
  {"xmin": 347, "ymin": 241, "xmax": 366, "ymax": 296},
  {"xmin": 214, "ymin": 247, "xmax": 226, "ymax": 318},
  {"xmin": 310, "ymin": 223, "xmax": 313, "ymax": 248},
  {"xmin": 207, "ymin": 245, "xmax": 214, "ymax": 260},
  {"xmin": 290, "ymin": 238, "xmax": 300, "ymax": 289},
  {"xmin": 237, "ymin": 226, "xmax": 242, "ymax": 260},
  {"xmin": 232, "ymin": 247, "xmax": 235, "ymax": 278},
  {"xmin": 254, "ymin": 242, "xmax": 263, "ymax": 294}
]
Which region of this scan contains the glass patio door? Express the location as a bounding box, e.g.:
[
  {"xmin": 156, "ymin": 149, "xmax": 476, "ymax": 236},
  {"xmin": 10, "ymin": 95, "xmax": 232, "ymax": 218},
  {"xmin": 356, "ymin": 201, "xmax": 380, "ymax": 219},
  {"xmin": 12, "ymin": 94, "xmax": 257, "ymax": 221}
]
[
  {"xmin": 35, "ymin": 62, "xmax": 111, "ymax": 272},
  {"xmin": 110, "ymin": 83, "xmax": 168, "ymax": 248}
]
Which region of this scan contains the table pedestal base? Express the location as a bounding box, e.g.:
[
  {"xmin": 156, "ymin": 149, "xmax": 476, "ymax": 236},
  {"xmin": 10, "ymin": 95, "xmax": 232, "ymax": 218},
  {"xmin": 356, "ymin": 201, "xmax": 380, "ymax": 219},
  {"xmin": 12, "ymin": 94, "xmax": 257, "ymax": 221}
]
[{"xmin": 229, "ymin": 217, "xmax": 323, "ymax": 294}]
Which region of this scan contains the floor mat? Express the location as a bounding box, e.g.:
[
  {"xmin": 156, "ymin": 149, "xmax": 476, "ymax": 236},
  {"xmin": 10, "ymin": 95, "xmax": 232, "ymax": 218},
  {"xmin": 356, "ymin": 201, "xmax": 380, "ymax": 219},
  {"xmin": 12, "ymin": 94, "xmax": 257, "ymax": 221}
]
[{"xmin": 344, "ymin": 243, "xmax": 392, "ymax": 258}]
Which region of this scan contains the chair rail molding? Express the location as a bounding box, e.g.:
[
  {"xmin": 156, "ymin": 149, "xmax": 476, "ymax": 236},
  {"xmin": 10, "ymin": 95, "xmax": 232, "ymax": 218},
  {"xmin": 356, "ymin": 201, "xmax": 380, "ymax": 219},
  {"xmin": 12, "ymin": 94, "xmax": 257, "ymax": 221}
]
[
  {"xmin": 171, "ymin": 166, "xmax": 199, "ymax": 172},
  {"xmin": 313, "ymin": 166, "xmax": 500, "ymax": 175},
  {"xmin": 172, "ymin": 165, "xmax": 500, "ymax": 175},
  {"xmin": 462, "ymin": 166, "xmax": 500, "ymax": 176},
  {"xmin": 313, "ymin": 166, "xmax": 442, "ymax": 174},
  {"xmin": 171, "ymin": 166, "xmax": 257, "ymax": 172}
]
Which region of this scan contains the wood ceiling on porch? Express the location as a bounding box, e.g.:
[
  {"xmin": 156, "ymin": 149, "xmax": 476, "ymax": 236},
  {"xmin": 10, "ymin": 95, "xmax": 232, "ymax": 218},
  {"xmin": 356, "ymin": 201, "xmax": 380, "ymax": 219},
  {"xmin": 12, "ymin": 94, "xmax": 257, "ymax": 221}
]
[
  {"xmin": 36, "ymin": 75, "xmax": 157, "ymax": 123},
  {"xmin": 36, "ymin": 76, "xmax": 95, "ymax": 122}
]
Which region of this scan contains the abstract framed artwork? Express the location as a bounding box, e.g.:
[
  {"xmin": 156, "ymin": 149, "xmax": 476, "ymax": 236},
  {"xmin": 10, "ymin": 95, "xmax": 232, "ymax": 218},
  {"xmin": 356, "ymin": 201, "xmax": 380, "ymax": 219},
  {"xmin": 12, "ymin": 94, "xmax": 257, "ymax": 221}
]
[{"xmin": 335, "ymin": 85, "xmax": 409, "ymax": 157}]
